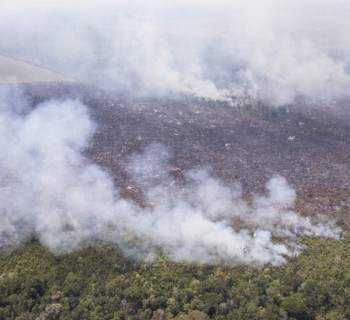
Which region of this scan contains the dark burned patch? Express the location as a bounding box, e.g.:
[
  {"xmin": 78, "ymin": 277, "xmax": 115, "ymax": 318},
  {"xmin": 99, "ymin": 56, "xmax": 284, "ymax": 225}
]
[{"xmin": 20, "ymin": 82, "xmax": 350, "ymax": 223}]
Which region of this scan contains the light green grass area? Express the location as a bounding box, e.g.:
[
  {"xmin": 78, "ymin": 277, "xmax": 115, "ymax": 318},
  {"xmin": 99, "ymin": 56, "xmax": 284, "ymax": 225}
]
[{"xmin": 0, "ymin": 55, "xmax": 73, "ymax": 84}]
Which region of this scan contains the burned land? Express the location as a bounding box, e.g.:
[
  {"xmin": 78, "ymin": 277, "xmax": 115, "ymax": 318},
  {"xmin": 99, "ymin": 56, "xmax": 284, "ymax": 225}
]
[{"xmin": 24, "ymin": 82, "xmax": 350, "ymax": 227}]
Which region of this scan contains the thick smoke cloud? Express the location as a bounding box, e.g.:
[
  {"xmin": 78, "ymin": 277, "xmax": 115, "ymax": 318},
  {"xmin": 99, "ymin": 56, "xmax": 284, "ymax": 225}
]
[
  {"xmin": 1, "ymin": 0, "xmax": 350, "ymax": 105},
  {"xmin": 0, "ymin": 90, "xmax": 338, "ymax": 265},
  {"xmin": 0, "ymin": 1, "xmax": 344, "ymax": 265}
]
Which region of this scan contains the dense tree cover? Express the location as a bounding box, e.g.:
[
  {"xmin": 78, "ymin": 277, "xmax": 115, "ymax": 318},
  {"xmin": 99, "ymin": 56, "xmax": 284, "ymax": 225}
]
[{"xmin": 0, "ymin": 235, "xmax": 350, "ymax": 320}]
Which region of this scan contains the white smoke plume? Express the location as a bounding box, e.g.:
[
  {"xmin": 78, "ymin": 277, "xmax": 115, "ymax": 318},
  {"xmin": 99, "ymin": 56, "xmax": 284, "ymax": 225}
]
[
  {"xmin": 1, "ymin": 0, "xmax": 350, "ymax": 105},
  {"xmin": 0, "ymin": 91, "xmax": 338, "ymax": 265}
]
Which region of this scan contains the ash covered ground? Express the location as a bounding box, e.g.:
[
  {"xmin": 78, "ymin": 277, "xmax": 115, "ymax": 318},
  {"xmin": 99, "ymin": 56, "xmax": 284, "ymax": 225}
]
[{"xmin": 24, "ymin": 82, "xmax": 350, "ymax": 226}]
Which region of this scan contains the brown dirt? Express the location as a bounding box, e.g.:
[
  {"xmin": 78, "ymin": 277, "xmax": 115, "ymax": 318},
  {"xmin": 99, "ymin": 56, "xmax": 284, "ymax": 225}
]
[{"xmin": 21, "ymin": 83, "xmax": 350, "ymax": 226}]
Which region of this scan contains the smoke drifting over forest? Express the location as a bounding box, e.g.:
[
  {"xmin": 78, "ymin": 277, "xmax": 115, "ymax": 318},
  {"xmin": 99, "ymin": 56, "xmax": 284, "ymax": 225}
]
[
  {"xmin": 0, "ymin": 1, "xmax": 347, "ymax": 265},
  {"xmin": 0, "ymin": 87, "xmax": 338, "ymax": 265},
  {"xmin": 1, "ymin": 0, "xmax": 350, "ymax": 105}
]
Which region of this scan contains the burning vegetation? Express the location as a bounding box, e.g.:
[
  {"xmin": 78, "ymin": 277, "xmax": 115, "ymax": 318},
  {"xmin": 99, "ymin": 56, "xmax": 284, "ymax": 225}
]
[{"xmin": 1, "ymin": 0, "xmax": 350, "ymax": 319}]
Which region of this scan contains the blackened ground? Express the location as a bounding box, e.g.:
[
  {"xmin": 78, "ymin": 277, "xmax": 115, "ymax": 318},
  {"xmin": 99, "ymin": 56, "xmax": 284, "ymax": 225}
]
[{"xmin": 22, "ymin": 83, "xmax": 350, "ymax": 225}]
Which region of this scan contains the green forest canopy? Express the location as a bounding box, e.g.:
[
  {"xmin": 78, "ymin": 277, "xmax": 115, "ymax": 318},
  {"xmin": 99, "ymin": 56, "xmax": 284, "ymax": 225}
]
[{"xmin": 1, "ymin": 234, "xmax": 350, "ymax": 320}]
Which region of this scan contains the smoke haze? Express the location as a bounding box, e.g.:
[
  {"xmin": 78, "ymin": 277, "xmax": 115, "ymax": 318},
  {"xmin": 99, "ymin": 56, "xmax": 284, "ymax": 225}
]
[
  {"xmin": 0, "ymin": 88, "xmax": 338, "ymax": 265},
  {"xmin": 1, "ymin": 0, "xmax": 350, "ymax": 105},
  {"xmin": 0, "ymin": 1, "xmax": 345, "ymax": 265}
]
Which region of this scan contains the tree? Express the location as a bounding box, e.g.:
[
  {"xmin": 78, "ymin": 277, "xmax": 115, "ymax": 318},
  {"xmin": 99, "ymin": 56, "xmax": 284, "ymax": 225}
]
[{"xmin": 281, "ymin": 295, "xmax": 309, "ymax": 320}]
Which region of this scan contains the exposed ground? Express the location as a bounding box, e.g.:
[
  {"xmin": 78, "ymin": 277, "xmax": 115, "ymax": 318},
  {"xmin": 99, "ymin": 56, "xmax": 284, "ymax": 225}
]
[{"xmin": 23, "ymin": 83, "xmax": 350, "ymax": 226}]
